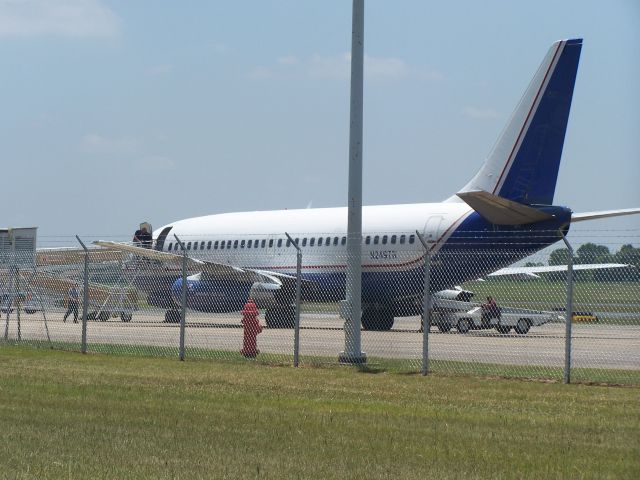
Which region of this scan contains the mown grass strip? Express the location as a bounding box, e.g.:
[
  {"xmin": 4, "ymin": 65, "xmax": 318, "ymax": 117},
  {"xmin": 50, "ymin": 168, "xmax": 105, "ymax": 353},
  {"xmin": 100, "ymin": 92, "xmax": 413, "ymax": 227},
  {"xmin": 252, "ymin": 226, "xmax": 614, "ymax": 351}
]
[
  {"xmin": 3, "ymin": 337, "xmax": 639, "ymax": 387},
  {"xmin": 0, "ymin": 346, "xmax": 638, "ymax": 479}
]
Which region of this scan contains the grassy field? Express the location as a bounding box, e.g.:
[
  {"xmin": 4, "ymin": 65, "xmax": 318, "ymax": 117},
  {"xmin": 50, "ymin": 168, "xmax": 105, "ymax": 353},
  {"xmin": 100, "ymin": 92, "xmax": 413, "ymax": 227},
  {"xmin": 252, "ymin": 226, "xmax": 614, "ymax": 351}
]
[
  {"xmin": 8, "ymin": 339, "xmax": 640, "ymax": 386},
  {"xmin": 1, "ymin": 346, "xmax": 639, "ymax": 479},
  {"xmin": 462, "ymin": 280, "xmax": 640, "ymax": 324},
  {"xmin": 301, "ymin": 281, "xmax": 640, "ymax": 324}
]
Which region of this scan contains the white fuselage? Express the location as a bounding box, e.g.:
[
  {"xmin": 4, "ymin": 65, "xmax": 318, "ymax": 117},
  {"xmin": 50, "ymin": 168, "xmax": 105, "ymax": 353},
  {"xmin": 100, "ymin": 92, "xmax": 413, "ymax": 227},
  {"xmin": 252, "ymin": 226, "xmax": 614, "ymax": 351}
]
[{"xmin": 155, "ymin": 202, "xmax": 473, "ymax": 274}]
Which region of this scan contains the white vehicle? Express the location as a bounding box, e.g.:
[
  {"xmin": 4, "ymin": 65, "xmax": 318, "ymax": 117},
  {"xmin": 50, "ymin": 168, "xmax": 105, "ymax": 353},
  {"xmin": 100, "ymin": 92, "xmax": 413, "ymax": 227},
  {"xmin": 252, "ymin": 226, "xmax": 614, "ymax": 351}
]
[{"xmin": 436, "ymin": 305, "xmax": 560, "ymax": 335}]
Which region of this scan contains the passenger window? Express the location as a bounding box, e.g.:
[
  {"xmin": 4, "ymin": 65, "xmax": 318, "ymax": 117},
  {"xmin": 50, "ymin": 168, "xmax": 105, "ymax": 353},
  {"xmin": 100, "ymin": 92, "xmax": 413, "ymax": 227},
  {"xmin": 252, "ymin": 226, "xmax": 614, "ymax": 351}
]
[
  {"xmin": 374, "ymin": 236, "xmax": 379, "ymax": 245},
  {"xmin": 333, "ymin": 237, "xmax": 338, "ymax": 246},
  {"xmin": 325, "ymin": 237, "xmax": 331, "ymax": 246},
  {"xmin": 382, "ymin": 235, "xmax": 388, "ymax": 245},
  {"xmin": 302, "ymin": 238, "xmax": 307, "ymax": 247},
  {"xmin": 277, "ymin": 239, "xmax": 282, "ymax": 247},
  {"xmin": 168, "ymin": 243, "xmax": 173, "ymax": 251},
  {"xmin": 207, "ymin": 241, "xmax": 212, "ymax": 250},
  {"xmin": 261, "ymin": 239, "xmax": 266, "ymax": 248},
  {"xmin": 409, "ymin": 234, "xmax": 415, "ymax": 244},
  {"xmin": 318, "ymin": 237, "xmax": 323, "ymax": 246},
  {"xmin": 220, "ymin": 240, "xmax": 225, "ymax": 249},
  {"xmin": 400, "ymin": 235, "xmax": 406, "ymax": 244},
  {"xmin": 341, "ymin": 236, "xmax": 346, "ymax": 245},
  {"xmin": 365, "ymin": 236, "xmax": 371, "ymax": 245},
  {"xmin": 187, "ymin": 242, "xmax": 192, "ymax": 250},
  {"xmin": 295, "ymin": 238, "xmax": 300, "ymax": 247},
  {"xmin": 268, "ymin": 239, "xmax": 274, "ymax": 248},
  {"xmin": 391, "ymin": 235, "xmax": 396, "ymax": 244},
  {"xmin": 240, "ymin": 240, "xmax": 245, "ymax": 248},
  {"xmin": 214, "ymin": 241, "xmax": 219, "ymax": 250},
  {"xmin": 310, "ymin": 238, "xmax": 315, "ymax": 247},
  {"xmin": 287, "ymin": 238, "xmax": 291, "ymax": 247},
  {"xmin": 233, "ymin": 240, "xmax": 238, "ymax": 248},
  {"xmin": 247, "ymin": 239, "xmax": 252, "ymax": 248}
]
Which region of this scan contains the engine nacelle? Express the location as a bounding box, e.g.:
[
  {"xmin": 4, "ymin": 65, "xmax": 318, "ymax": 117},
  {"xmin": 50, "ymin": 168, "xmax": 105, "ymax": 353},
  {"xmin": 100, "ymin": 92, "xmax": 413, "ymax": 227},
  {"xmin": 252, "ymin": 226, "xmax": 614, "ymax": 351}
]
[
  {"xmin": 434, "ymin": 288, "xmax": 475, "ymax": 302},
  {"xmin": 170, "ymin": 275, "xmax": 283, "ymax": 312}
]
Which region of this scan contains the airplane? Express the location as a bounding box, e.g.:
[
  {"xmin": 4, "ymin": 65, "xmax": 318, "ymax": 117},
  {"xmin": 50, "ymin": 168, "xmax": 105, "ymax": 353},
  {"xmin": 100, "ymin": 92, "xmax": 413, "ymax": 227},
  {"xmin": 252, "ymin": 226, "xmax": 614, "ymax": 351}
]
[{"xmin": 96, "ymin": 38, "xmax": 640, "ymax": 330}]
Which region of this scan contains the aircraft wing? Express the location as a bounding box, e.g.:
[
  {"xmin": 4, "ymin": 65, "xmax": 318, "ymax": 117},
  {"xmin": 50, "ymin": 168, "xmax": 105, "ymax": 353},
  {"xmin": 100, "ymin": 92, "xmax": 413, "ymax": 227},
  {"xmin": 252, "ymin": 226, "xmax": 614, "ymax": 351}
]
[
  {"xmin": 36, "ymin": 247, "xmax": 123, "ymax": 266},
  {"xmin": 571, "ymin": 208, "xmax": 640, "ymax": 222},
  {"xmin": 93, "ymin": 241, "xmax": 303, "ymax": 286},
  {"xmin": 487, "ymin": 263, "xmax": 630, "ymax": 279}
]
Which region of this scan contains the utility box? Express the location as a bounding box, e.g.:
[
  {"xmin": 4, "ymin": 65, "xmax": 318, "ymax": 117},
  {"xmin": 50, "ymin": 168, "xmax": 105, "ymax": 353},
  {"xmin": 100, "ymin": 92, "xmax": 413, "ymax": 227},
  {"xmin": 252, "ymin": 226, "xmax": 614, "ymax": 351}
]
[{"xmin": 0, "ymin": 227, "xmax": 37, "ymax": 268}]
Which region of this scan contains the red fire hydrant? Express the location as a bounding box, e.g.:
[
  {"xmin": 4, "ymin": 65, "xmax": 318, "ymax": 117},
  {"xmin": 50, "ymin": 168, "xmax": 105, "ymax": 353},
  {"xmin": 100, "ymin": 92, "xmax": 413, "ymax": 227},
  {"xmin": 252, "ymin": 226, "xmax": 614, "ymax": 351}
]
[{"xmin": 241, "ymin": 298, "xmax": 263, "ymax": 358}]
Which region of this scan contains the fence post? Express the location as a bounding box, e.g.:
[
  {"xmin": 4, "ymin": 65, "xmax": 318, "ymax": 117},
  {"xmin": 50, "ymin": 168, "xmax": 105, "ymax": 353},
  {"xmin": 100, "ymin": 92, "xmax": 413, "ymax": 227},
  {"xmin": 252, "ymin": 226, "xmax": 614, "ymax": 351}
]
[
  {"xmin": 416, "ymin": 231, "xmax": 432, "ymax": 376},
  {"xmin": 16, "ymin": 266, "xmax": 21, "ymax": 341},
  {"xmin": 76, "ymin": 236, "xmax": 90, "ymax": 354},
  {"xmin": 4, "ymin": 264, "xmax": 18, "ymax": 341},
  {"xmin": 560, "ymin": 232, "xmax": 574, "ymax": 384},
  {"xmin": 174, "ymin": 235, "xmax": 188, "ymax": 361},
  {"xmin": 285, "ymin": 233, "xmax": 302, "ymax": 367}
]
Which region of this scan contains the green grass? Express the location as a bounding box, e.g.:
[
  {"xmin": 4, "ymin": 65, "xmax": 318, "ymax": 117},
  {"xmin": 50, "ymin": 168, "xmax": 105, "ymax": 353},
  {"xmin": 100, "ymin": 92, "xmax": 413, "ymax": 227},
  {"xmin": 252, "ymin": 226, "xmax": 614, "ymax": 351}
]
[
  {"xmin": 5, "ymin": 339, "xmax": 640, "ymax": 386},
  {"xmin": 463, "ymin": 280, "xmax": 640, "ymax": 324},
  {"xmin": 1, "ymin": 346, "xmax": 639, "ymax": 479}
]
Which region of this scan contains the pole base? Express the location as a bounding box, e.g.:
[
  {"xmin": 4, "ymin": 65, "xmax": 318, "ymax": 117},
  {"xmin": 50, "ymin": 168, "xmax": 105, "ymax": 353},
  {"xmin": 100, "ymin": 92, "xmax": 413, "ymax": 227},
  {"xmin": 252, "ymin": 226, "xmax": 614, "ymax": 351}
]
[{"xmin": 338, "ymin": 351, "xmax": 367, "ymax": 364}]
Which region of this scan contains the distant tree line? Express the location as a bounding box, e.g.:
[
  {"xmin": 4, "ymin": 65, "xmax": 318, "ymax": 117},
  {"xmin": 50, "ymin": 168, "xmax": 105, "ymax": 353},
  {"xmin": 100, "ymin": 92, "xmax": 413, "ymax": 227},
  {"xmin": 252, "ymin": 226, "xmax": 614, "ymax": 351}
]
[{"xmin": 548, "ymin": 243, "xmax": 640, "ymax": 281}]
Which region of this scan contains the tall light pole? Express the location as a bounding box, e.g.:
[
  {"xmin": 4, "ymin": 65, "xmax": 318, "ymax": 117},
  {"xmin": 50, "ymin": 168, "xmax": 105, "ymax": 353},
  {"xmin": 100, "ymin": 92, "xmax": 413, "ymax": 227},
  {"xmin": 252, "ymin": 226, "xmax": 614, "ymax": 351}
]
[{"xmin": 340, "ymin": 0, "xmax": 366, "ymax": 364}]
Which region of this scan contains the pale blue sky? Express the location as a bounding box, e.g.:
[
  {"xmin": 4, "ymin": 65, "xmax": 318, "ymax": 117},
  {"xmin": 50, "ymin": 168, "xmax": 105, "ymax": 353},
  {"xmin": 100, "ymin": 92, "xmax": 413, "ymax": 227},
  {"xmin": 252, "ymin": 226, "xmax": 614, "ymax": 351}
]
[{"xmin": 1, "ymin": 0, "xmax": 638, "ymax": 248}]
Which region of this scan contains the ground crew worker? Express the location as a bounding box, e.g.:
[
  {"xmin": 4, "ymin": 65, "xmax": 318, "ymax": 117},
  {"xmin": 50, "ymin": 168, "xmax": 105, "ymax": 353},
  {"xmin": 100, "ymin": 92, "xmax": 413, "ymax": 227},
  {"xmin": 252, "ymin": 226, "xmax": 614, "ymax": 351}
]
[
  {"xmin": 63, "ymin": 284, "xmax": 80, "ymax": 323},
  {"xmin": 133, "ymin": 225, "xmax": 152, "ymax": 248},
  {"xmin": 481, "ymin": 296, "xmax": 499, "ymax": 323}
]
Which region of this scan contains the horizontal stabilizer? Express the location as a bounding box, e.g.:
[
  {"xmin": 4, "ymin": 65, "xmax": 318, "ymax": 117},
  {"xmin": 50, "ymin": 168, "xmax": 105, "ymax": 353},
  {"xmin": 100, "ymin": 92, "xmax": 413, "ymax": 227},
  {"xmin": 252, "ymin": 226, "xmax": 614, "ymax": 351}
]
[
  {"xmin": 457, "ymin": 190, "xmax": 553, "ymax": 225},
  {"xmin": 572, "ymin": 208, "xmax": 640, "ymax": 223}
]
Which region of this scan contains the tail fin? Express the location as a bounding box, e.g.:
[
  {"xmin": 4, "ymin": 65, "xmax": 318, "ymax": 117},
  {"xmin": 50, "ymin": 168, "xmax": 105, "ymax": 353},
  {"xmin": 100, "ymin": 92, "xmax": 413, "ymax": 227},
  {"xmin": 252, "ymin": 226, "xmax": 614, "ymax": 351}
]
[{"xmin": 454, "ymin": 39, "xmax": 582, "ymax": 205}]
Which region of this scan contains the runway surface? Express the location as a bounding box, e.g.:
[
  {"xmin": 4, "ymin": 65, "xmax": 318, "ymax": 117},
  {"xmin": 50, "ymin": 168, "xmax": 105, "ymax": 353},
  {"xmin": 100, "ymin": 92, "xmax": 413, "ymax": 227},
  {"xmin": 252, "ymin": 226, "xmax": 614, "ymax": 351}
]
[{"xmin": 4, "ymin": 308, "xmax": 639, "ymax": 370}]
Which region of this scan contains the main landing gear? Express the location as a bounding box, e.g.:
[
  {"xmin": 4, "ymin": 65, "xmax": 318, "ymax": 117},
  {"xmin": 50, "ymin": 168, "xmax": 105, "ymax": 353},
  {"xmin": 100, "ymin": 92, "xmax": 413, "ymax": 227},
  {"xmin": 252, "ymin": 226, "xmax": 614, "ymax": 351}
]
[
  {"xmin": 164, "ymin": 309, "xmax": 181, "ymax": 323},
  {"xmin": 265, "ymin": 305, "xmax": 296, "ymax": 329},
  {"xmin": 361, "ymin": 305, "xmax": 395, "ymax": 331}
]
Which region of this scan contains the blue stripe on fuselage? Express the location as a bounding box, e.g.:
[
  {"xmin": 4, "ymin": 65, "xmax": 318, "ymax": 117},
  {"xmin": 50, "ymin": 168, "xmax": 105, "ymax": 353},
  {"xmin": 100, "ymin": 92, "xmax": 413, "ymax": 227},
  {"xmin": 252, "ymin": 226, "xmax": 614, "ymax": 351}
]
[{"xmin": 305, "ymin": 208, "xmax": 572, "ymax": 304}]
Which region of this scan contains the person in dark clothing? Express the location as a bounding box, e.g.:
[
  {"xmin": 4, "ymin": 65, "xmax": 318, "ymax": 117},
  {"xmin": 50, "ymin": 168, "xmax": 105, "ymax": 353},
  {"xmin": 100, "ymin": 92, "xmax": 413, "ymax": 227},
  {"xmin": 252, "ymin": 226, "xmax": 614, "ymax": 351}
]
[
  {"xmin": 481, "ymin": 296, "xmax": 499, "ymax": 323},
  {"xmin": 63, "ymin": 284, "xmax": 79, "ymax": 323},
  {"xmin": 133, "ymin": 226, "xmax": 152, "ymax": 249}
]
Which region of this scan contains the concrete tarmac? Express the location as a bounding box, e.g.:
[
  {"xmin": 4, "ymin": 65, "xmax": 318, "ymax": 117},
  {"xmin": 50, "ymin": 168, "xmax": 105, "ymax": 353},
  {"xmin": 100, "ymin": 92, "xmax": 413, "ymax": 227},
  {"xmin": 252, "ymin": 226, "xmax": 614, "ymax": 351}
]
[{"xmin": 4, "ymin": 309, "xmax": 639, "ymax": 370}]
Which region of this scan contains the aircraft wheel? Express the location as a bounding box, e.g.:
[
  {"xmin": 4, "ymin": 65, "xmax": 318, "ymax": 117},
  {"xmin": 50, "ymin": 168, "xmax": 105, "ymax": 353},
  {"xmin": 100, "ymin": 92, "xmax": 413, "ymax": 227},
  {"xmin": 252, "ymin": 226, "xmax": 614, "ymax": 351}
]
[
  {"xmin": 164, "ymin": 309, "xmax": 181, "ymax": 323},
  {"xmin": 437, "ymin": 323, "xmax": 452, "ymax": 333},
  {"xmin": 25, "ymin": 309, "xmax": 36, "ymax": 314},
  {"xmin": 121, "ymin": 312, "xmax": 132, "ymax": 322},
  {"xmin": 515, "ymin": 318, "xmax": 531, "ymax": 335},
  {"xmin": 98, "ymin": 311, "xmax": 110, "ymax": 322},
  {"xmin": 361, "ymin": 306, "xmax": 394, "ymax": 331},
  {"xmin": 265, "ymin": 306, "xmax": 295, "ymax": 329},
  {"xmin": 457, "ymin": 318, "xmax": 471, "ymax": 334}
]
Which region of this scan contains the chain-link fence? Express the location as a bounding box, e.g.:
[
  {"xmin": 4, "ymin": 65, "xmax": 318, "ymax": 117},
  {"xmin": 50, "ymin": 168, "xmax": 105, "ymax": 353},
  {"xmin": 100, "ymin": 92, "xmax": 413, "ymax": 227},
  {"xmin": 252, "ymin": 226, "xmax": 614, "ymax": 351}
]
[{"xmin": 2, "ymin": 230, "xmax": 639, "ymax": 385}]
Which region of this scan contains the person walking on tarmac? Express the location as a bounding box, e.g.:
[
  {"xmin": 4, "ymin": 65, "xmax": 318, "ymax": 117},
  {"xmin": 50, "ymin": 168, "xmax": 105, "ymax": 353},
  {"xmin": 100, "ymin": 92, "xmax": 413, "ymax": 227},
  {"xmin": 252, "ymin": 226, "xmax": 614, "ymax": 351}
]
[{"xmin": 63, "ymin": 284, "xmax": 80, "ymax": 323}]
